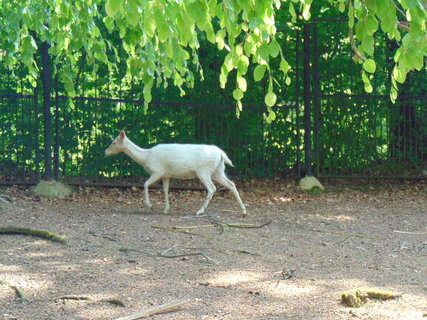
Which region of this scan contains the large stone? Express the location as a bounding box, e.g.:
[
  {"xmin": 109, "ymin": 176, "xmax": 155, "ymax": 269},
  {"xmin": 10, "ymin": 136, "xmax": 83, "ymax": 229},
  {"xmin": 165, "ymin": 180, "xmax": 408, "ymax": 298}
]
[
  {"xmin": 299, "ymin": 176, "xmax": 324, "ymax": 191},
  {"xmin": 31, "ymin": 180, "xmax": 74, "ymax": 199}
]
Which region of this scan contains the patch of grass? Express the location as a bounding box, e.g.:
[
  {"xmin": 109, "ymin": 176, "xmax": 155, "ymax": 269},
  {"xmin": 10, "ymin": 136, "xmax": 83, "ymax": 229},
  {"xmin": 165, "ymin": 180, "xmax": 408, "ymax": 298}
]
[{"xmin": 304, "ymin": 187, "xmax": 324, "ymax": 195}]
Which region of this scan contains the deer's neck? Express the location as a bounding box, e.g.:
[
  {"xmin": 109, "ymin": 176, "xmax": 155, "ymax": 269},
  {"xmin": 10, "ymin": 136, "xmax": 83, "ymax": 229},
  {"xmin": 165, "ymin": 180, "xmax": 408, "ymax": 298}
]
[{"xmin": 123, "ymin": 138, "xmax": 148, "ymax": 166}]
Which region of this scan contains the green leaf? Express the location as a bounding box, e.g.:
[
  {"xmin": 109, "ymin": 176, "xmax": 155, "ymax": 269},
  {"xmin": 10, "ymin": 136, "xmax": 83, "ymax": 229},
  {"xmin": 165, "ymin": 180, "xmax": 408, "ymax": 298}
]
[
  {"xmin": 237, "ymin": 100, "xmax": 242, "ymax": 112},
  {"xmin": 237, "ymin": 76, "xmax": 247, "ymax": 92},
  {"xmin": 143, "ymin": 83, "xmax": 153, "ymax": 103},
  {"xmin": 220, "ymin": 68, "xmax": 228, "ymax": 88},
  {"xmin": 237, "ymin": 56, "xmax": 249, "ymax": 75},
  {"xmin": 258, "ymin": 43, "xmax": 270, "ymax": 61},
  {"xmin": 265, "ymin": 91, "xmax": 277, "ymax": 107},
  {"xmin": 280, "ymin": 59, "xmax": 290, "ymax": 74},
  {"xmin": 269, "ymin": 40, "xmax": 280, "ymax": 58},
  {"xmin": 361, "ymin": 71, "xmax": 370, "ymax": 84},
  {"xmin": 233, "ymin": 88, "xmax": 244, "ymax": 100},
  {"xmin": 366, "ymin": 15, "xmax": 378, "ymax": 34},
  {"xmin": 104, "ymin": 17, "xmax": 115, "ymax": 33},
  {"xmin": 364, "ymin": 83, "xmax": 373, "ymax": 93},
  {"xmin": 338, "ymin": 1, "xmax": 345, "ymax": 13},
  {"xmin": 254, "ymin": 64, "xmax": 266, "ymax": 81},
  {"xmin": 126, "ymin": 4, "xmax": 140, "ymax": 27},
  {"xmin": 302, "ymin": 4, "xmax": 311, "ymax": 20},
  {"xmin": 392, "ymin": 65, "xmax": 407, "ymax": 83},
  {"xmin": 348, "ymin": 2, "xmax": 354, "ymax": 28},
  {"xmin": 266, "ymin": 110, "xmax": 276, "ymax": 123},
  {"xmin": 405, "ymin": 0, "xmax": 420, "ymax": 9},
  {"xmin": 363, "ymin": 59, "xmax": 376, "ymax": 73},
  {"xmin": 106, "ymin": 0, "xmax": 122, "ymax": 17},
  {"xmin": 129, "ymin": 58, "xmax": 143, "ymax": 76},
  {"xmin": 361, "ymin": 35, "xmax": 374, "ymax": 56}
]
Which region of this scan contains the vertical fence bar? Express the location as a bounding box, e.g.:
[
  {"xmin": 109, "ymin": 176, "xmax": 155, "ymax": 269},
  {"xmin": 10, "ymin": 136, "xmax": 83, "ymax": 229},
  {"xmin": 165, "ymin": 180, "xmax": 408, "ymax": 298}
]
[
  {"xmin": 33, "ymin": 83, "xmax": 41, "ymax": 181},
  {"xmin": 303, "ymin": 23, "xmax": 313, "ymax": 177},
  {"xmin": 54, "ymin": 75, "xmax": 60, "ymax": 180},
  {"xmin": 295, "ymin": 29, "xmax": 301, "ymax": 179}
]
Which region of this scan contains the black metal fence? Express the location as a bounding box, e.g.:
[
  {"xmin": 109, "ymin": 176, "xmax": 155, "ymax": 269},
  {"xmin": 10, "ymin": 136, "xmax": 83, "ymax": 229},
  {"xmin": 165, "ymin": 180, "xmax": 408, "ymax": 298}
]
[
  {"xmin": 0, "ymin": 94, "xmax": 40, "ymax": 184},
  {"xmin": 1, "ymin": 20, "xmax": 426, "ymax": 185},
  {"xmin": 307, "ymin": 19, "xmax": 427, "ymax": 178},
  {"xmin": 0, "ymin": 94, "xmax": 301, "ymax": 184}
]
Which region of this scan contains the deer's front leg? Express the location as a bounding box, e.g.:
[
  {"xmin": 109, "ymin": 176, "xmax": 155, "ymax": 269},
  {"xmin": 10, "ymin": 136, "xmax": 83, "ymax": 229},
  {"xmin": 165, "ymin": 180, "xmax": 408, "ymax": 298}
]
[{"xmin": 144, "ymin": 174, "xmax": 162, "ymax": 209}]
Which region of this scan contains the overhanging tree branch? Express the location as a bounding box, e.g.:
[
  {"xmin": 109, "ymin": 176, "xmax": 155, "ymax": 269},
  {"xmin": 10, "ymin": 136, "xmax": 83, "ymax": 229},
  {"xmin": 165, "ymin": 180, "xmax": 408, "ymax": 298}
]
[{"xmin": 349, "ymin": 28, "xmax": 366, "ymax": 62}]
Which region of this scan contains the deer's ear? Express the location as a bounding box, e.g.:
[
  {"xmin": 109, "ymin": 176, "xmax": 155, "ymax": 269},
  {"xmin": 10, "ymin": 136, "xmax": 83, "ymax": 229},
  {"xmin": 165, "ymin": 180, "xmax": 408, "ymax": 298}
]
[{"xmin": 120, "ymin": 130, "xmax": 126, "ymax": 139}]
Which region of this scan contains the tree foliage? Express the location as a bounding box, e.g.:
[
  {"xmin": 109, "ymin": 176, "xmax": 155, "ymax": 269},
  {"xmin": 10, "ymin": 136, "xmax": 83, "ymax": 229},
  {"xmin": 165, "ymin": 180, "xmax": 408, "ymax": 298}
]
[{"xmin": 0, "ymin": 0, "xmax": 426, "ymax": 115}]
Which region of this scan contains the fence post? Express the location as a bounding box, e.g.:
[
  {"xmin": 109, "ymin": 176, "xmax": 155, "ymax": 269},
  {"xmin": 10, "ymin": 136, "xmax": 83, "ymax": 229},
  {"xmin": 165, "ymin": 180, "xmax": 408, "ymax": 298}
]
[
  {"xmin": 41, "ymin": 41, "xmax": 53, "ymax": 179},
  {"xmin": 303, "ymin": 23, "xmax": 313, "ymax": 177},
  {"xmin": 312, "ymin": 21, "xmax": 321, "ymax": 177}
]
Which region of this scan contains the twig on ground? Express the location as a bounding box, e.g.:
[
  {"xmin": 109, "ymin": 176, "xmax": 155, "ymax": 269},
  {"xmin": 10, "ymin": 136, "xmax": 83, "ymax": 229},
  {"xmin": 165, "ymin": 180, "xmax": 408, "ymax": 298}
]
[
  {"xmin": 228, "ymin": 219, "xmax": 273, "ymax": 228},
  {"xmin": 113, "ymin": 298, "xmax": 192, "ymax": 320},
  {"xmin": 307, "ymin": 228, "xmax": 385, "ymax": 240},
  {"xmin": 275, "ymin": 268, "xmax": 296, "ymax": 287},
  {"xmin": 0, "ymin": 226, "xmax": 67, "ymax": 244},
  {"xmin": 173, "ymin": 218, "xmax": 273, "ymax": 233},
  {"xmin": 151, "ymin": 225, "xmax": 212, "ymax": 238},
  {"xmin": 0, "ymin": 194, "xmax": 13, "ymax": 204},
  {"xmin": 161, "ymin": 244, "xmax": 177, "ymax": 255},
  {"xmin": 147, "ymin": 245, "xmax": 213, "ymax": 261},
  {"xmin": 153, "ymin": 252, "xmax": 214, "ymax": 261},
  {"xmin": 89, "ymin": 230, "xmax": 118, "ymax": 241},
  {"xmin": 393, "ymin": 230, "xmax": 427, "ymax": 235},
  {"xmin": 235, "ymin": 249, "xmax": 260, "ymax": 256}
]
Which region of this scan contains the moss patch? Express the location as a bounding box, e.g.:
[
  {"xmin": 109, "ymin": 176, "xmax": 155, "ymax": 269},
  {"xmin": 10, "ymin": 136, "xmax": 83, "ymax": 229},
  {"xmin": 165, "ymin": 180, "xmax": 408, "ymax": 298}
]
[{"xmin": 341, "ymin": 288, "xmax": 402, "ymax": 307}]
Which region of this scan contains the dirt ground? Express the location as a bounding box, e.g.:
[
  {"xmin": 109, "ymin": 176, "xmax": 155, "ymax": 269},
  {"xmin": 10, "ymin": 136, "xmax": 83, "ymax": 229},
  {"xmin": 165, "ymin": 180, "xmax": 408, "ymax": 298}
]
[{"xmin": 0, "ymin": 180, "xmax": 426, "ymax": 320}]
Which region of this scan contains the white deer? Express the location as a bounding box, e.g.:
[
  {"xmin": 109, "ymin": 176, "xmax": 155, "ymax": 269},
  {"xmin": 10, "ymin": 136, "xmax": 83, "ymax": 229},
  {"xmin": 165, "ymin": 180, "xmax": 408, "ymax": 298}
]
[{"xmin": 105, "ymin": 131, "xmax": 246, "ymax": 215}]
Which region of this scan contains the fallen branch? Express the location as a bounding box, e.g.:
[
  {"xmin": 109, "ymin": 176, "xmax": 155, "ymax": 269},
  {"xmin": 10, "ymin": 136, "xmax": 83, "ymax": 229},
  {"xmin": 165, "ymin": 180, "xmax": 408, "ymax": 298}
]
[
  {"xmin": 55, "ymin": 295, "xmax": 126, "ymax": 307},
  {"xmin": 0, "ymin": 226, "xmax": 67, "ymax": 244},
  {"xmin": 114, "ymin": 298, "xmax": 192, "ymax": 320}
]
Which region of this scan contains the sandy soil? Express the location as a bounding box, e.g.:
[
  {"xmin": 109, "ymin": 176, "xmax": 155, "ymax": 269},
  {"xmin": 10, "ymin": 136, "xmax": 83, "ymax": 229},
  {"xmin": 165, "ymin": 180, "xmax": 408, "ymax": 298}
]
[{"xmin": 0, "ymin": 181, "xmax": 426, "ymax": 320}]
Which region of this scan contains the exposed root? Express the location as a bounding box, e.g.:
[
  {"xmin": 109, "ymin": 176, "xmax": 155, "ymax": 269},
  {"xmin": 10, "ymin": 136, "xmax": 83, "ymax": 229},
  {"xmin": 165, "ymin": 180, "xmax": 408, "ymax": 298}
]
[{"xmin": 0, "ymin": 226, "xmax": 67, "ymax": 244}]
